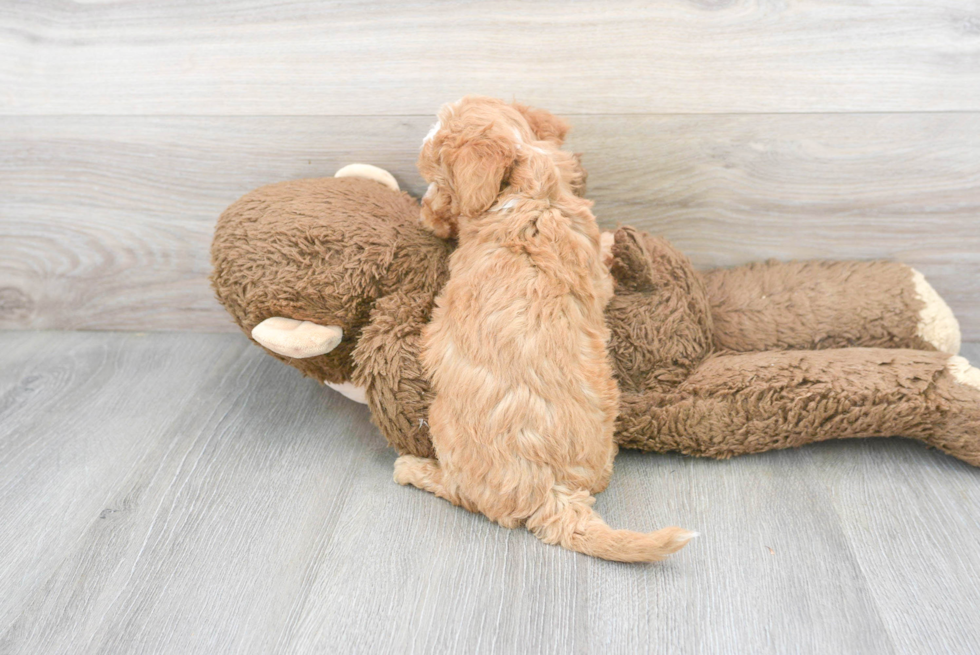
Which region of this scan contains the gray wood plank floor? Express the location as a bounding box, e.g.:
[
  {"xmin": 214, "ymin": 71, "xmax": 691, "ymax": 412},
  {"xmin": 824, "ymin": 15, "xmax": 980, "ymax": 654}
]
[{"xmin": 2, "ymin": 331, "xmax": 978, "ymax": 654}]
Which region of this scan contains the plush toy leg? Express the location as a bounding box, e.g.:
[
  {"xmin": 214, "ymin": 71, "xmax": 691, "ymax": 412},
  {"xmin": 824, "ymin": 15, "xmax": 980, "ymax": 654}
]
[
  {"xmin": 702, "ymin": 261, "xmax": 960, "ymax": 355},
  {"xmin": 591, "ymin": 445, "xmax": 617, "ymax": 494},
  {"xmin": 616, "ymin": 348, "xmax": 980, "ymax": 467}
]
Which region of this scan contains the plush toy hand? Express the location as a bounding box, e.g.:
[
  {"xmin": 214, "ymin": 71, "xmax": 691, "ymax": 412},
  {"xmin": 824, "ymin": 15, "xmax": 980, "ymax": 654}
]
[
  {"xmin": 603, "ymin": 226, "xmax": 714, "ymax": 394},
  {"xmin": 352, "ymin": 289, "xmax": 439, "ymax": 458}
]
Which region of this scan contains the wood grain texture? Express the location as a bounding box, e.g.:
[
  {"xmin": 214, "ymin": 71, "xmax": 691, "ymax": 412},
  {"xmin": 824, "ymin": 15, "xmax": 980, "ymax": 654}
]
[
  {"xmin": 3, "ymin": 0, "xmax": 980, "ymax": 115},
  {"xmin": 1, "ymin": 332, "xmax": 979, "ymax": 654},
  {"xmin": 0, "ymin": 331, "xmax": 251, "ymax": 636},
  {"xmin": 2, "ymin": 114, "xmax": 978, "ymax": 337},
  {"xmin": 811, "ymin": 436, "xmax": 980, "ymax": 653}
]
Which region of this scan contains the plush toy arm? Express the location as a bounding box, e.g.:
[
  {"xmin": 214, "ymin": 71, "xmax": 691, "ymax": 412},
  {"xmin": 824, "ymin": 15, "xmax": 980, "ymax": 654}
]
[
  {"xmin": 616, "ymin": 348, "xmax": 980, "ymax": 467},
  {"xmin": 350, "ymin": 290, "xmax": 438, "ymax": 459},
  {"xmin": 604, "ymin": 226, "xmax": 714, "ymax": 393},
  {"xmin": 702, "ymin": 260, "xmax": 960, "ymax": 355}
]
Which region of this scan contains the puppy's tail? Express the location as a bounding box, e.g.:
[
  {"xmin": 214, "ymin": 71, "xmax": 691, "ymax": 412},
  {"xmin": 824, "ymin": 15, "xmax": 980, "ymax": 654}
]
[{"xmin": 526, "ymin": 488, "xmax": 695, "ymax": 563}]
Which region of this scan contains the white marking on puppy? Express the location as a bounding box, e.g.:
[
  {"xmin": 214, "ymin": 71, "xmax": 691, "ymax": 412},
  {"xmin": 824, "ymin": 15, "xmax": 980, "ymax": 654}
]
[
  {"xmin": 334, "ymin": 164, "xmax": 400, "ymax": 192},
  {"xmin": 491, "ymin": 198, "xmax": 517, "ymax": 212},
  {"xmin": 600, "ymin": 231, "xmax": 615, "ymax": 268},
  {"xmin": 420, "ymin": 182, "xmax": 438, "ymax": 224},
  {"xmin": 911, "ymin": 268, "xmax": 961, "ymax": 355},
  {"xmin": 423, "ymin": 182, "xmax": 437, "ymax": 200},
  {"xmin": 946, "ymin": 356, "xmax": 980, "ymax": 391},
  {"xmin": 324, "ymin": 380, "xmax": 368, "ymax": 404}
]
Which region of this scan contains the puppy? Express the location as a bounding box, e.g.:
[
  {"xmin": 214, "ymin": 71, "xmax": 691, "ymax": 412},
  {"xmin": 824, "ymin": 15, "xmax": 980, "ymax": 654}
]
[{"xmin": 396, "ymin": 96, "xmax": 694, "ymax": 562}]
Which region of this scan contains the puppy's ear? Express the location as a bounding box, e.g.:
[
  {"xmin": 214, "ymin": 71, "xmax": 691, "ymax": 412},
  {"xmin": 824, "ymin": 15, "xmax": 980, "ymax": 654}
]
[
  {"xmin": 512, "ymin": 103, "xmax": 570, "ymax": 146},
  {"xmin": 447, "ymin": 133, "xmax": 517, "ymax": 217}
]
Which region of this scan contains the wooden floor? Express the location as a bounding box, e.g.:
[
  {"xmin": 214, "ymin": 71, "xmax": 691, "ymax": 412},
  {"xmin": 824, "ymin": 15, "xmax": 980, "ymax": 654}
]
[{"xmin": 1, "ymin": 330, "xmax": 978, "ymax": 654}]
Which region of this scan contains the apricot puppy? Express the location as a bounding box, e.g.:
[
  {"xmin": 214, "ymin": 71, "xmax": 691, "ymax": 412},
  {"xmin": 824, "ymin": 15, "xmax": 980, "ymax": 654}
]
[{"xmin": 394, "ymin": 96, "xmax": 694, "ymax": 562}]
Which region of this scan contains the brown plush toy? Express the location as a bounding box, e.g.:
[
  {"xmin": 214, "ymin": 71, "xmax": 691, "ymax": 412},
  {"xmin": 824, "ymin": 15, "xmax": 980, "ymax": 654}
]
[{"xmin": 211, "ymin": 165, "xmax": 980, "ymax": 466}]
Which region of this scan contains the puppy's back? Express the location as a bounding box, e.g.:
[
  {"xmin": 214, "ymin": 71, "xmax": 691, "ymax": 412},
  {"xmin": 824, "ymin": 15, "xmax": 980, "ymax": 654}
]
[{"xmin": 423, "ymin": 203, "xmax": 616, "ymax": 490}]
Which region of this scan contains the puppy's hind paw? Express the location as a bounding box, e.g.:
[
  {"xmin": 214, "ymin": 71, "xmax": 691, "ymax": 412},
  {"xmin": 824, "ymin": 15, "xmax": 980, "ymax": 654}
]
[
  {"xmin": 394, "ymin": 455, "xmax": 452, "ymax": 500},
  {"xmin": 393, "ymin": 455, "xmax": 421, "ymax": 485}
]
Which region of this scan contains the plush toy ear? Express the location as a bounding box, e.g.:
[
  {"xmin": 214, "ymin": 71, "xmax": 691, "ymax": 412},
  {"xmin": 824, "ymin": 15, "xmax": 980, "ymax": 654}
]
[
  {"xmin": 447, "ymin": 133, "xmax": 518, "ymax": 217},
  {"xmin": 512, "ymin": 103, "xmax": 570, "ymax": 146},
  {"xmin": 251, "ymin": 317, "xmax": 343, "ymax": 358}
]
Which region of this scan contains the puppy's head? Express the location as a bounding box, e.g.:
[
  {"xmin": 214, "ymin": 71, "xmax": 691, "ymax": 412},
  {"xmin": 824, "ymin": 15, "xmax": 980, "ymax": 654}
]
[
  {"xmin": 417, "ymin": 96, "xmax": 576, "ymax": 238},
  {"xmin": 510, "ymin": 102, "xmax": 571, "ymax": 147},
  {"xmin": 511, "ymin": 104, "xmax": 588, "ymax": 196}
]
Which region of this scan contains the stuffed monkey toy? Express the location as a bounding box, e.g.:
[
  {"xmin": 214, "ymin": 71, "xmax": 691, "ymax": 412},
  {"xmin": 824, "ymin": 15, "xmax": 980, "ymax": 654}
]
[{"xmin": 211, "ymin": 165, "xmax": 980, "ymax": 466}]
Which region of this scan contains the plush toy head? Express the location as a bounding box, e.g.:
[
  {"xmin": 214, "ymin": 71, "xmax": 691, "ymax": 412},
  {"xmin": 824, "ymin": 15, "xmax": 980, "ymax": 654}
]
[
  {"xmin": 417, "ymin": 96, "xmax": 582, "ymax": 238},
  {"xmin": 211, "ymin": 158, "xmax": 593, "ymax": 453},
  {"xmin": 210, "ymin": 175, "xmax": 452, "ymax": 387}
]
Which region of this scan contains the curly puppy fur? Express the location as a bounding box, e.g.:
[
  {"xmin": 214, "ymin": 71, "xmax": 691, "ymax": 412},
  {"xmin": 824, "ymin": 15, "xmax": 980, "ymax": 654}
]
[{"xmin": 395, "ymin": 97, "xmax": 693, "ymax": 562}]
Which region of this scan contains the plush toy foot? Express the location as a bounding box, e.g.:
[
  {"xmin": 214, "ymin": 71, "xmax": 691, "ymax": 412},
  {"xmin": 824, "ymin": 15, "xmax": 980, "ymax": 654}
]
[
  {"xmin": 334, "ymin": 164, "xmax": 400, "ymax": 192},
  {"xmin": 251, "ymin": 317, "xmax": 343, "ymax": 359},
  {"xmin": 911, "ymin": 269, "xmax": 961, "ymax": 355},
  {"xmin": 934, "ymin": 355, "xmax": 980, "ymax": 467},
  {"xmin": 947, "ymin": 356, "xmax": 980, "ymax": 391}
]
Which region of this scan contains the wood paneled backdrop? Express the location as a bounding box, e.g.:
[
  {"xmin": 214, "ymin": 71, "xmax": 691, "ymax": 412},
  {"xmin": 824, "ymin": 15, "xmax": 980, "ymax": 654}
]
[{"xmin": 1, "ymin": 1, "xmax": 978, "ymax": 337}]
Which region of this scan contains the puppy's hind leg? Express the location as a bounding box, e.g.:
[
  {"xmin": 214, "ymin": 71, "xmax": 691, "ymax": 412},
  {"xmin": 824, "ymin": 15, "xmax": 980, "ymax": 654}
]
[
  {"xmin": 591, "ymin": 445, "xmax": 617, "ymax": 494},
  {"xmin": 393, "ymin": 455, "xmax": 459, "ymax": 504}
]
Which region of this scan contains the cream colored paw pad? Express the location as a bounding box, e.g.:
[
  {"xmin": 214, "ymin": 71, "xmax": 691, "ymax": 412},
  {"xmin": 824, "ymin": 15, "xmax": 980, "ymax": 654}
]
[
  {"xmin": 911, "ymin": 268, "xmax": 961, "ymax": 355},
  {"xmin": 947, "ymin": 356, "xmax": 980, "ymax": 391}
]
